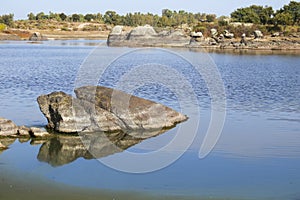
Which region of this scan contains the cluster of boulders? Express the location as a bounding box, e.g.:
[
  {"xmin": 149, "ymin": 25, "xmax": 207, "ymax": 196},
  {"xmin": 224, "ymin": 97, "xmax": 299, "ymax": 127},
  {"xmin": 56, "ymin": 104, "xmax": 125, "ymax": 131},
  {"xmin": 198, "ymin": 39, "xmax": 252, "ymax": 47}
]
[
  {"xmin": 0, "ymin": 117, "xmax": 50, "ymax": 149},
  {"xmin": 107, "ymin": 24, "xmax": 276, "ymax": 49},
  {"xmin": 107, "ymin": 24, "xmax": 190, "ymax": 47},
  {"xmin": 0, "ymin": 117, "xmax": 49, "ymax": 138}
]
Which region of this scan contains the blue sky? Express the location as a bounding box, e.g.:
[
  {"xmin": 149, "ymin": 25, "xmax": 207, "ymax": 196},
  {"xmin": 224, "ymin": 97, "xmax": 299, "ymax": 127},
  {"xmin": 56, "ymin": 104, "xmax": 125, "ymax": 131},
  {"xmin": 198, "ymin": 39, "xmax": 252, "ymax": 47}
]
[{"xmin": 1, "ymin": 0, "xmax": 293, "ymax": 19}]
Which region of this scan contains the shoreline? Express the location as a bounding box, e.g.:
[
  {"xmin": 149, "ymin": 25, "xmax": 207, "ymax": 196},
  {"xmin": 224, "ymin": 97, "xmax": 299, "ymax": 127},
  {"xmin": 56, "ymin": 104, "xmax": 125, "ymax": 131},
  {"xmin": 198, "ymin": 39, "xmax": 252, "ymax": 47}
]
[{"xmin": 1, "ymin": 30, "xmax": 300, "ymax": 53}]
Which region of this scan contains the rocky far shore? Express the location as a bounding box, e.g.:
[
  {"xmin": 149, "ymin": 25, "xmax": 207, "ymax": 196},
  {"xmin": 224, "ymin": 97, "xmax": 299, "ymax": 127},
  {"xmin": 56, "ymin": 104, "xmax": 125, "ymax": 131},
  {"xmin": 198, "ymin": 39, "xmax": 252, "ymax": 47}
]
[
  {"xmin": 1, "ymin": 24, "xmax": 300, "ymax": 50},
  {"xmin": 107, "ymin": 24, "xmax": 300, "ymax": 50}
]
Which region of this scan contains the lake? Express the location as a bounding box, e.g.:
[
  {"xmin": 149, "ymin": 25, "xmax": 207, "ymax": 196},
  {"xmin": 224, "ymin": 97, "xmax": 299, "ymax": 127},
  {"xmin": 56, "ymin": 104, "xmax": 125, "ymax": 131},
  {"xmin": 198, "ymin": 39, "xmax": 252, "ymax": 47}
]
[{"xmin": 0, "ymin": 40, "xmax": 300, "ymax": 200}]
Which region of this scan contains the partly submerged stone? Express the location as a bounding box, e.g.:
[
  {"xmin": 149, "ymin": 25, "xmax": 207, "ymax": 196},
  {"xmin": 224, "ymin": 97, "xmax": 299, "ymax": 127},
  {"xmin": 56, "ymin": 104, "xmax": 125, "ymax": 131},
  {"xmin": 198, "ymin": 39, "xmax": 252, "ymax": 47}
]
[
  {"xmin": 0, "ymin": 117, "xmax": 18, "ymax": 136},
  {"xmin": 37, "ymin": 86, "xmax": 188, "ymax": 133},
  {"xmin": 29, "ymin": 32, "xmax": 48, "ymax": 41},
  {"xmin": 0, "ymin": 117, "xmax": 50, "ymax": 138}
]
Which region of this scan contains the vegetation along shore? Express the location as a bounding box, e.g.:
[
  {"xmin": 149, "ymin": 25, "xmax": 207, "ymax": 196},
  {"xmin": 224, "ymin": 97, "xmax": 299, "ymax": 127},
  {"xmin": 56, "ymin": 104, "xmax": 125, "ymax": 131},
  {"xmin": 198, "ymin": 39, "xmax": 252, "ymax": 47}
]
[{"xmin": 0, "ymin": 1, "xmax": 299, "ymax": 50}]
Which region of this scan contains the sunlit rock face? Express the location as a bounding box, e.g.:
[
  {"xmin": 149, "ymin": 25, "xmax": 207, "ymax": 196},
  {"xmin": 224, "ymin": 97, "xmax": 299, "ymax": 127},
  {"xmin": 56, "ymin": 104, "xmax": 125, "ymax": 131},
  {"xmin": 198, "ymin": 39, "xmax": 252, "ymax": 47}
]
[{"xmin": 37, "ymin": 85, "xmax": 187, "ymax": 134}]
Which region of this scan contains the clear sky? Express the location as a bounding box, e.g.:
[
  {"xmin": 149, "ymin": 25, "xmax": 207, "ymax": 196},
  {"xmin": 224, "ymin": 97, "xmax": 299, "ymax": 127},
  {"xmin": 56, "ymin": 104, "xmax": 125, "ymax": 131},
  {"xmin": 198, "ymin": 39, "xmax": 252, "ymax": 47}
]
[{"xmin": 0, "ymin": 0, "xmax": 293, "ymax": 19}]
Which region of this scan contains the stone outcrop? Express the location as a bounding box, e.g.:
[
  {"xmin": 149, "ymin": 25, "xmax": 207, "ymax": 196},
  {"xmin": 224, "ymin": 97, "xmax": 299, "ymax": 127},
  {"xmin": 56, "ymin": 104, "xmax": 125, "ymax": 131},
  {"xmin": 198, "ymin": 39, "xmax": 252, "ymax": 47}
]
[
  {"xmin": 254, "ymin": 30, "xmax": 263, "ymax": 39},
  {"xmin": 210, "ymin": 28, "xmax": 218, "ymax": 37},
  {"xmin": 224, "ymin": 30, "xmax": 234, "ymax": 39},
  {"xmin": 107, "ymin": 24, "xmax": 190, "ymax": 47},
  {"xmin": 29, "ymin": 32, "xmax": 48, "ymax": 41},
  {"xmin": 37, "ymin": 86, "xmax": 187, "ymax": 134},
  {"xmin": 0, "ymin": 117, "xmax": 50, "ymax": 137},
  {"xmin": 108, "ymin": 25, "xmax": 300, "ymax": 50},
  {"xmin": 191, "ymin": 31, "xmax": 203, "ymax": 38}
]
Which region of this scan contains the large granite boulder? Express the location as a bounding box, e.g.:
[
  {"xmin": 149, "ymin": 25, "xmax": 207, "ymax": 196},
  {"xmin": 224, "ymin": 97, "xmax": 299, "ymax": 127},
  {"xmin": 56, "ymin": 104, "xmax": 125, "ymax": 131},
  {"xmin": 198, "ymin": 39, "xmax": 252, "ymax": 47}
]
[
  {"xmin": 110, "ymin": 25, "xmax": 124, "ymax": 35},
  {"xmin": 254, "ymin": 30, "xmax": 263, "ymax": 39},
  {"xmin": 37, "ymin": 86, "xmax": 187, "ymax": 133},
  {"xmin": 128, "ymin": 24, "xmax": 158, "ymax": 38},
  {"xmin": 191, "ymin": 31, "xmax": 203, "ymax": 38},
  {"xmin": 29, "ymin": 32, "xmax": 48, "ymax": 41},
  {"xmin": 224, "ymin": 30, "xmax": 234, "ymax": 39},
  {"xmin": 210, "ymin": 28, "xmax": 218, "ymax": 37}
]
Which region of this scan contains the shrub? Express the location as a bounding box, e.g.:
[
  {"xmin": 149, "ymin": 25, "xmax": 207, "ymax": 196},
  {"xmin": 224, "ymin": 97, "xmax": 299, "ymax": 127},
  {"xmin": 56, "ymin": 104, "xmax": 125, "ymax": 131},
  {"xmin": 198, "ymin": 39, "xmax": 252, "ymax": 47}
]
[
  {"xmin": 266, "ymin": 25, "xmax": 283, "ymax": 33},
  {"xmin": 82, "ymin": 25, "xmax": 99, "ymax": 31},
  {"xmin": 0, "ymin": 23, "xmax": 7, "ymax": 31},
  {"xmin": 61, "ymin": 27, "xmax": 71, "ymax": 31}
]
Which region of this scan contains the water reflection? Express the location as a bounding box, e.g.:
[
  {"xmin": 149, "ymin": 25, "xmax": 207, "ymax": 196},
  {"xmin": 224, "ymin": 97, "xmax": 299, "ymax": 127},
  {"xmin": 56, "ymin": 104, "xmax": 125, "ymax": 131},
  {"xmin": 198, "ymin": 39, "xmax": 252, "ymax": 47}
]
[
  {"xmin": 30, "ymin": 129, "xmax": 167, "ymax": 167},
  {"xmin": 0, "ymin": 138, "xmax": 16, "ymax": 155}
]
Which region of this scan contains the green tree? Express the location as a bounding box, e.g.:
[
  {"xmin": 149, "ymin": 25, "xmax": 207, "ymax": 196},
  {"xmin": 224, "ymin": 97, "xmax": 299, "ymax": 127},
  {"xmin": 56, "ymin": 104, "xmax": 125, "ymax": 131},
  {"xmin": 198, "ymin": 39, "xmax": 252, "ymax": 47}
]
[
  {"xmin": 160, "ymin": 15, "xmax": 171, "ymax": 27},
  {"xmin": 36, "ymin": 12, "xmax": 47, "ymax": 20},
  {"xmin": 259, "ymin": 6, "xmax": 274, "ymax": 24},
  {"xmin": 0, "ymin": 14, "xmax": 14, "ymax": 27},
  {"xmin": 103, "ymin": 11, "xmax": 120, "ymax": 25},
  {"xmin": 231, "ymin": 5, "xmax": 274, "ymax": 24},
  {"xmin": 59, "ymin": 13, "xmax": 67, "ymax": 21},
  {"xmin": 278, "ymin": 1, "xmax": 300, "ymax": 25},
  {"xmin": 218, "ymin": 16, "xmax": 229, "ymax": 26},
  {"xmin": 162, "ymin": 9, "xmax": 173, "ymax": 18},
  {"xmin": 27, "ymin": 12, "xmax": 36, "ymax": 20},
  {"xmin": 71, "ymin": 14, "xmax": 80, "ymax": 22},
  {"xmin": 206, "ymin": 14, "xmax": 216, "ymax": 22},
  {"xmin": 273, "ymin": 12, "xmax": 293, "ymax": 26},
  {"xmin": 84, "ymin": 14, "xmax": 95, "ymax": 22},
  {"xmin": 49, "ymin": 12, "xmax": 61, "ymax": 21},
  {"xmin": 95, "ymin": 13, "xmax": 103, "ymax": 22}
]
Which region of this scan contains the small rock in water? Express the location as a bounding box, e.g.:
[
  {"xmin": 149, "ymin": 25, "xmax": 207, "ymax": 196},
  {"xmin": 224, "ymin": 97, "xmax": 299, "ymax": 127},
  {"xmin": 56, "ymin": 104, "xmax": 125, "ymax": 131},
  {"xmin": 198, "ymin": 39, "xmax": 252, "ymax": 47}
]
[
  {"xmin": 29, "ymin": 127, "xmax": 50, "ymax": 137},
  {"xmin": 0, "ymin": 117, "xmax": 18, "ymax": 136}
]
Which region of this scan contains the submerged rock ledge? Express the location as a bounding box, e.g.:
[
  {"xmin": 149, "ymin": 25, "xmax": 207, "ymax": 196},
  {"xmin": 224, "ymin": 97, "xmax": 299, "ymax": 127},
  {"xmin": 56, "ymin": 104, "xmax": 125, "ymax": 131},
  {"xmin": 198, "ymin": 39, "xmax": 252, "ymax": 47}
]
[{"xmin": 37, "ymin": 85, "xmax": 188, "ymax": 134}]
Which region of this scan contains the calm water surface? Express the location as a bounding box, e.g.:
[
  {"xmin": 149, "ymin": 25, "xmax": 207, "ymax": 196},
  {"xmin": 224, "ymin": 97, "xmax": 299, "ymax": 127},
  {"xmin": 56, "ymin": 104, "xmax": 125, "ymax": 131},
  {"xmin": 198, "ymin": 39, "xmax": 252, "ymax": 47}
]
[{"xmin": 0, "ymin": 41, "xmax": 299, "ymax": 200}]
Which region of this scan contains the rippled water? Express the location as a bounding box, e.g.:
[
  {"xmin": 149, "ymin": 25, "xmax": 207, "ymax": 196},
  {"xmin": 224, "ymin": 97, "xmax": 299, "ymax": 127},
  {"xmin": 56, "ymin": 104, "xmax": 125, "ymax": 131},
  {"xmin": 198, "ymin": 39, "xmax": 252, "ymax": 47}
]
[{"xmin": 0, "ymin": 41, "xmax": 300, "ymax": 199}]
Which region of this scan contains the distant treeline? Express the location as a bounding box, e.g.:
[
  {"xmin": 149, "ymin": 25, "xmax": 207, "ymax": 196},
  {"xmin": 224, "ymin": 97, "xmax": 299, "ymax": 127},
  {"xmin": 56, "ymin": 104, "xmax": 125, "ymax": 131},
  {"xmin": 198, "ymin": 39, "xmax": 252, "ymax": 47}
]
[
  {"xmin": 0, "ymin": 1, "xmax": 299, "ymax": 28},
  {"xmin": 25, "ymin": 10, "xmax": 218, "ymax": 27}
]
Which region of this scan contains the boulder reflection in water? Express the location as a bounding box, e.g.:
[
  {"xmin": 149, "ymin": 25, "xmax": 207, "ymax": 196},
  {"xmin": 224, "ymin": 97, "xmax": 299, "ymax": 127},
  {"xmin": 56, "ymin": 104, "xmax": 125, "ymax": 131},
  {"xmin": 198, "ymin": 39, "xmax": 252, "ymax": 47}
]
[{"xmin": 37, "ymin": 129, "xmax": 168, "ymax": 167}]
